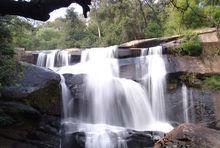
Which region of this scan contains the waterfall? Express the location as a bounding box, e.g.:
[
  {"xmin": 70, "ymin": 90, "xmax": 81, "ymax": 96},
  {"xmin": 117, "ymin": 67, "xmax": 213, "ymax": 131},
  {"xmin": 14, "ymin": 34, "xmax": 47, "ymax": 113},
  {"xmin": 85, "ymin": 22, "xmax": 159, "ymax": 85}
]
[
  {"xmin": 36, "ymin": 52, "xmax": 47, "ymax": 67},
  {"xmin": 46, "ymin": 50, "xmax": 58, "ymax": 69},
  {"xmin": 60, "ymin": 75, "xmax": 72, "ymax": 119},
  {"xmin": 56, "ymin": 50, "xmax": 70, "ymax": 67},
  {"xmin": 36, "ymin": 50, "xmax": 70, "ymax": 69},
  {"xmin": 182, "ymin": 83, "xmax": 189, "ymax": 123},
  {"xmin": 189, "ymin": 89, "xmax": 195, "ymax": 123},
  {"xmin": 141, "ymin": 46, "xmax": 167, "ymax": 121},
  {"xmin": 78, "ymin": 46, "xmax": 154, "ymax": 129},
  {"xmin": 36, "ymin": 46, "xmax": 173, "ymax": 148}
]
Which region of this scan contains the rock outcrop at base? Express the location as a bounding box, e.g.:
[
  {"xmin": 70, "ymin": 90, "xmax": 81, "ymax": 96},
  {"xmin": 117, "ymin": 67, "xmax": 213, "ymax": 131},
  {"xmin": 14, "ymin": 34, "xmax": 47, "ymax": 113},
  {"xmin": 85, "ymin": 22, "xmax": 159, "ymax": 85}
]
[
  {"xmin": 0, "ymin": 62, "xmax": 61, "ymax": 148},
  {"xmin": 154, "ymin": 123, "xmax": 220, "ymax": 148}
]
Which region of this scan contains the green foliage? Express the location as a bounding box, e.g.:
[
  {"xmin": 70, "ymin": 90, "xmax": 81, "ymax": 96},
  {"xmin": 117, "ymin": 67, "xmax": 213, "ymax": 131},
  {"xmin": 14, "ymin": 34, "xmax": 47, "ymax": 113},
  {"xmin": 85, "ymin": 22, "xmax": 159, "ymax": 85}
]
[
  {"xmin": 0, "ymin": 16, "xmax": 17, "ymax": 90},
  {"xmin": 170, "ymin": 33, "xmax": 203, "ymax": 56},
  {"xmin": 35, "ymin": 27, "xmax": 61, "ymax": 50},
  {"xmin": 0, "ymin": 57, "xmax": 17, "ymax": 86},
  {"xmin": 202, "ymin": 76, "xmax": 220, "ymax": 90},
  {"xmin": 1, "ymin": 0, "xmax": 220, "ymax": 51},
  {"xmin": 179, "ymin": 33, "xmax": 203, "ymax": 56},
  {"xmin": 180, "ymin": 73, "xmax": 202, "ymax": 87}
]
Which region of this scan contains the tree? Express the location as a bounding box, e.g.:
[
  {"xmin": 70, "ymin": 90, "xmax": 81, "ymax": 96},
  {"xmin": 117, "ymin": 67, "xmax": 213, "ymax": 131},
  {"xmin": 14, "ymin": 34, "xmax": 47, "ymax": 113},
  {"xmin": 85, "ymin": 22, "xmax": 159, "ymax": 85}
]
[{"xmin": 0, "ymin": 16, "xmax": 17, "ymax": 90}]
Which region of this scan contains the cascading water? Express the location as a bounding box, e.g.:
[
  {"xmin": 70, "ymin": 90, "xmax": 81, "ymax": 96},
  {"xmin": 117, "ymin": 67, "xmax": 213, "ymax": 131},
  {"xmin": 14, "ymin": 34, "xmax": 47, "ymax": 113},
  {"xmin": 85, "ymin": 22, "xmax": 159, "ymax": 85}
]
[
  {"xmin": 79, "ymin": 47, "xmax": 155, "ymax": 129},
  {"xmin": 36, "ymin": 52, "xmax": 47, "ymax": 67},
  {"xmin": 182, "ymin": 83, "xmax": 189, "ymax": 123},
  {"xmin": 141, "ymin": 46, "xmax": 167, "ymax": 121},
  {"xmin": 56, "ymin": 50, "xmax": 70, "ymax": 67},
  {"xmin": 36, "ymin": 50, "xmax": 70, "ymax": 69},
  {"xmin": 46, "ymin": 50, "xmax": 58, "ymax": 68},
  {"xmin": 36, "ymin": 45, "xmax": 173, "ymax": 148}
]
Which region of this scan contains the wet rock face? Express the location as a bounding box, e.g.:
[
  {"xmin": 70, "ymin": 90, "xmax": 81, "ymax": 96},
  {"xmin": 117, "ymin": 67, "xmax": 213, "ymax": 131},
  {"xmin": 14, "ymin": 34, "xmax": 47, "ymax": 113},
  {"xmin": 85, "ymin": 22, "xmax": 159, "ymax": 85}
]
[
  {"xmin": 63, "ymin": 74, "xmax": 88, "ymax": 118},
  {"xmin": 0, "ymin": 101, "xmax": 41, "ymax": 125},
  {"xmin": 154, "ymin": 123, "xmax": 220, "ymax": 148},
  {"xmin": 1, "ymin": 62, "xmax": 61, "ymax": 115},
  {"xmin": 63, "ymin": 74, "xmax": 86, "ymax": 101},
  {"xmin": 0, "ymin": 114, "xmax": 60, "ymax": 148},
  {"xmin": 165, "ymin": 87, "xmax": 216, "ymax": 128}
]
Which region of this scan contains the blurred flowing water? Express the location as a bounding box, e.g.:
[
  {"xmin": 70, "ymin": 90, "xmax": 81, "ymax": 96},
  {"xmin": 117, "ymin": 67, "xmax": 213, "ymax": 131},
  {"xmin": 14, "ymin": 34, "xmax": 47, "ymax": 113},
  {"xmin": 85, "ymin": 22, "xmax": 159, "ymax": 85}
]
[
  {"xmin": 141, "ymin": 46, "xmax": 167, "ymax": 121},
  {"xmin": 182, "ymin": 83, "xmax": 189, "ymax": 123},
  {"xmin": 36, "ymin": 46, "xmax": 173, "ymax": 148}
]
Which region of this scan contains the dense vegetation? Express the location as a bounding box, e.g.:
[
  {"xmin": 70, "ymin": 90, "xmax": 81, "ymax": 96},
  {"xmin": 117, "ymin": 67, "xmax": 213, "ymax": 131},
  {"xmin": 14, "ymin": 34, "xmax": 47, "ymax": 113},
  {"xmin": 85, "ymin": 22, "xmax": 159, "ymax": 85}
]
[
  {"xmin": 0, "ymin": 16, "xmax": 17, "ymax": 91},
  {"xmin": 170, "ymin": 32, "xmax": 203, "ymax": 56},
  {"xmin": 1, "ymin": 0, "xmax": 219, "ymax": 50},
  {"xmin": 0, "ymin": 0, "xmax": 220, "ymax": 89},
  {"xmin": 202, "ymin": 76, "xmax": 220, "ymax": 90}
]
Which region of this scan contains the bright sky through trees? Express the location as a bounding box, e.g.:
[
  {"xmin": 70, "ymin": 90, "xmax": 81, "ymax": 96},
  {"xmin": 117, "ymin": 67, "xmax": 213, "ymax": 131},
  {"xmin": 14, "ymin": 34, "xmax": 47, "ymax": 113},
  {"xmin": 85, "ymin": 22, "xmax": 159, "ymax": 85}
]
[{"xmin": 49, "ymin": 3, "xmax": 82, "ymax": 21}]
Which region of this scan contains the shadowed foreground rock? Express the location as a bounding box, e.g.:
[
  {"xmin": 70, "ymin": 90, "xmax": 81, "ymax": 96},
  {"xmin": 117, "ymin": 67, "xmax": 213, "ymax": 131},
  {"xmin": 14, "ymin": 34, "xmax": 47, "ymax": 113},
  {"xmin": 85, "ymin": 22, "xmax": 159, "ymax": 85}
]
[
  {"xmin": 1, "ymin": 62, "xmax": 61, "ymax": 115},
  {"xmin": 154, "ymin": 123, "xmax": 220, "ymax": 148},
  {"xmin": 0, "ymin": 62, "xmax": 61, "ymax": 147}
]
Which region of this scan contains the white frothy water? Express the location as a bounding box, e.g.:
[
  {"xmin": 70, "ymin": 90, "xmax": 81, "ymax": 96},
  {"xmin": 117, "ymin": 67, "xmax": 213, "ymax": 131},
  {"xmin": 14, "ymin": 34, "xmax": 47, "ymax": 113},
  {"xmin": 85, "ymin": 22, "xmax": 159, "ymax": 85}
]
[
  {"xmin": 36, "ymin": 52, "xmax": 47, "ymax": 67},
  {"xmin": 36, "ymin": 46, "xmax": 173, "ymax": 148},
  {"xmin": 141, "ymin": 46, "xmax": 167, "ymax": 121},
  {"xmin": 56, "ymin": 50, "xmax": 70, "ymax": 67},
  {"xmin": 36, "ymin": 50, "xmax": 70, "ymax": 69},
  {"xmin": 60, "ymin": 75, "xmax": 72, "ymax": 119},
  {"xmin": 46, "ymin": 50, "xmax": 58, "ymax": 68},
  {"xmin": 79, "ymin": 46, "xmax": 154, "ymax": 128},
  {"xmin": 182, "ymin": 83, "xmax": 189, "ymax": 123}
]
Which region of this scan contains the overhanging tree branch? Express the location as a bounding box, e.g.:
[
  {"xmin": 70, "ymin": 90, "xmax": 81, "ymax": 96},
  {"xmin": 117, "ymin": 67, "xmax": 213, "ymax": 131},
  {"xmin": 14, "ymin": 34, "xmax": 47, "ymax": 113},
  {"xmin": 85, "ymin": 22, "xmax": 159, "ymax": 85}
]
[{"xmin": 0, "ymin": 0, "xmax": 91, "ymax": 21}]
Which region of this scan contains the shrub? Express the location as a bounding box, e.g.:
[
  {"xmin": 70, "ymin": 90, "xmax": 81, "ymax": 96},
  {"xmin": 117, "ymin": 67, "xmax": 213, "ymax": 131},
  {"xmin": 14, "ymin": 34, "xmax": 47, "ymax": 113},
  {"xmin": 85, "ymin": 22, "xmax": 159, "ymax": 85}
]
[
  {"xmin": 169, "ymin": 32, "xmax": 203, "ymax": 56},
  {"xmin": 180, "ymin": 73, "xmax": 202, "ymax": 87},
  {"xmin": 179, "ymin": 32, "xmax": 203, "ymax": 56},
  {"xmin": 0, "ymin": 16, "xmax": 17, "ymax": 90},
  {"xmin": 0, "ymin": 56, "xmax": 17, "ymax": 87}
]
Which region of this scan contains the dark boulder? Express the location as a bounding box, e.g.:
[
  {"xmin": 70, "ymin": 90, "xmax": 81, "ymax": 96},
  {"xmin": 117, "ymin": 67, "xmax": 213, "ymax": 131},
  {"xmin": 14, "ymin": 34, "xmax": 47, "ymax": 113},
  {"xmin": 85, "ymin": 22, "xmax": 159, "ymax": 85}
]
[
  {"xmin": 1, "ymin": 62, "xmax": 61, "ymax": 115},
  {"xmin": 0, "ymin": 114, "xmax": 60, "ymax": 148},
  {"xmin": 63, "ymin": 74, "xmax": 86, "ymax": 100},
  {"xmin": 0, "ymin": 101, "xmax": 41, "ymax": 126},
  {"xmin": 154, "ymin": 123, "xmax": 220, "ymax": 148}
]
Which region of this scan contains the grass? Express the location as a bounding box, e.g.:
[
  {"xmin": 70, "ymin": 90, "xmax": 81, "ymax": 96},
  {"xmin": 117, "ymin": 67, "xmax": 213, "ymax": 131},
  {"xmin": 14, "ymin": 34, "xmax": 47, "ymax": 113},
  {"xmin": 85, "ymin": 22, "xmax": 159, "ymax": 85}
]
[{"xmin": 202, "ymin": 75, "xmax": 220, "ymax": 90}]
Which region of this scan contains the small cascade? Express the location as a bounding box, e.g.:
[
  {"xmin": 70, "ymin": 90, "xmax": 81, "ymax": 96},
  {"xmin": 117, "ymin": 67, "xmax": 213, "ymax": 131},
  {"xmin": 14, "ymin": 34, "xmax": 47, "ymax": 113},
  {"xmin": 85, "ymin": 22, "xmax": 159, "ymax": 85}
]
[
  {"xmin": 36, "ymin": 52, "xmax": 47, "ymax": 67},
  {"xmin": 182, "ymin": 83, "xmax": 189, "ymax": 123},
  {"xmin": 141, "ymin": 46, "xmax": 167, "ymax": 121},
  {"xmin": 56, "ymin": 50, "xmax": 70, "ymax": 67},
  {"xmin": 36, "ymin": 50, "xmax": 70, "ymax": 69},
  {"xmin": 60, "ymin": 75, "xmax": 72, "ymax": 119},
  {"xmin": 46, "ymin": 50, "xmax": 58, "ymax": 69}
]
